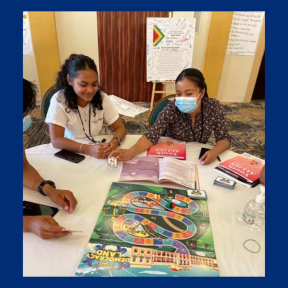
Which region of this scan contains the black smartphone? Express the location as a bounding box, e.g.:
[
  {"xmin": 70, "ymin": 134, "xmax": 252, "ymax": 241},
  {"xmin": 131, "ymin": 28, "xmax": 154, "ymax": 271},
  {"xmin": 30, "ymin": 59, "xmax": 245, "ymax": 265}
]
[
  {"xmin": 199, "ymin": 147, "xmax": 221, "ymax": 161},
  {"xmin": 54, "ymin": 149, "xmax": 85, "ymax": 163},
  {"xmin": 23, "ymin": 201, "xmax": 59, "ymax": 217},
  {"xmin": 199, "ymin": 147, "xmax": 211, "ymax": 159}
]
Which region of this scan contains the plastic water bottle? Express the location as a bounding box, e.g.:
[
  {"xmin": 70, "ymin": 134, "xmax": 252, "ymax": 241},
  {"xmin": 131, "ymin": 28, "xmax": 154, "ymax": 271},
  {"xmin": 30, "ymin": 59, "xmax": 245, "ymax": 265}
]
[{"xmin": 242, "ymin": 186, "xmax": 265, "ymax": 228}]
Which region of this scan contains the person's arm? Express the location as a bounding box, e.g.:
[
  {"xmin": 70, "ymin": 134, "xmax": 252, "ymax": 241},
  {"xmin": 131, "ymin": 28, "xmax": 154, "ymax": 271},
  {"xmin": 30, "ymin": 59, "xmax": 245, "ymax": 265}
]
[
  {"xmin": 200, "ymin": 101, "xmax": 231, "ymax": 165},
  {"xmin": 23, "ymin": 148, "xmax": 77, "ymax": 212},
  {"xmin": 103, "ymin": 118, "xmax": 127, "ymax": 156},
  {"xmin": 23, "ymin": 216, "xmax": 72, "ymax": 239},
  {"xmin": 109, "ymin": 135, "xmax": 153, "ymax": 161},
  {"xmin": 49, "ymin": 123, "xmax": 109, "ymax": 159},
  {"xmin": 109, "ymin": 103, "xmax": 174, "ymax": 161},
  {"xmin": 200, "ymin": 140, "xmax": 231, "ymax": 165}
]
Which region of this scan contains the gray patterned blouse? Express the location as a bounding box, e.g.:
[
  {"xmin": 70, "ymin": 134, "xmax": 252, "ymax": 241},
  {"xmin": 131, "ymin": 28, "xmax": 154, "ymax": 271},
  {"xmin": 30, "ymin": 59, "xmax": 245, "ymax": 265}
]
[{"xmin": 144, "ymin": 97, "xmax": 231, "ymax": 145}]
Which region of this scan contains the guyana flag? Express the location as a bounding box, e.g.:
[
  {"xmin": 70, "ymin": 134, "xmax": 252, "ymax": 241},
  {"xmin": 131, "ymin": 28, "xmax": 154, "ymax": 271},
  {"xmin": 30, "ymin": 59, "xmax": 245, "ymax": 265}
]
[{"xmin": 153, "ymin": 25, "xmax": 165, "ymax": 46}]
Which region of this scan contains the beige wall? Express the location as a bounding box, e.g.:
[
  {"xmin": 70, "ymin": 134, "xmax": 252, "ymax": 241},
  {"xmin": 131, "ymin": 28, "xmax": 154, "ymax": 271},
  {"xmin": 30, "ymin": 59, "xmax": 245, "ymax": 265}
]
[
  {"xmin": 55, "ymin": 12, "xmax": 100, "ymax": 79},
  {"xmin": 23, "ymin": 55, "xmax": 41, "ymax": 100}
]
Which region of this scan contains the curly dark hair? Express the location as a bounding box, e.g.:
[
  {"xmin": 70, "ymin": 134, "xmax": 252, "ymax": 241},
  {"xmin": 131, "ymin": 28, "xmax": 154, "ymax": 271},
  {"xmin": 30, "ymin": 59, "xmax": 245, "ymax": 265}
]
[
  {"xmin": 23, "ymin": 78, "xmax": 38, "ymax": 113},
  {"xmin": 176, "ymin": 68, "xmax": 209, "ymax": 98},
  {"xmin": 56, "ymin": 54, "xmax": 103, "ymax": 115}
]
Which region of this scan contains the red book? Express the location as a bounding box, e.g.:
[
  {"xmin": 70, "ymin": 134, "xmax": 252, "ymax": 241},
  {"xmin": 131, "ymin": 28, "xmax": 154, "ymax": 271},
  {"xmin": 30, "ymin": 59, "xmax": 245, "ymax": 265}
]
[
  {"xmin": 147, "ymin": 138, "xmax": 186, "ymax": 160},
  {"xmin": 218, "ymin": 153, "xmax": 264, "ymax": 183}
]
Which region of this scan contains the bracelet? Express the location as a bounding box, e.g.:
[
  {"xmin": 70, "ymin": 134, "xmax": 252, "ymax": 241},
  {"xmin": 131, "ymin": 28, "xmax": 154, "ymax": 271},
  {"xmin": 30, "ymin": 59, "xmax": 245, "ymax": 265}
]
[
  {"xmin": 37, "ymin": 180, "xmax": 56, "ymax": 196},
  {"xmin": 79, "ymin": 143, "xmax": 83, "ymax": 153}
]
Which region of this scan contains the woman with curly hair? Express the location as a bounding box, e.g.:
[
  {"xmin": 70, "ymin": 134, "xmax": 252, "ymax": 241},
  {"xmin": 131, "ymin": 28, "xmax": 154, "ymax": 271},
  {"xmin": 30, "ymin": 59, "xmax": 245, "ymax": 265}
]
[{"xmin": 45, "ymin": 54, "xmax": 126, "ymax": 159}]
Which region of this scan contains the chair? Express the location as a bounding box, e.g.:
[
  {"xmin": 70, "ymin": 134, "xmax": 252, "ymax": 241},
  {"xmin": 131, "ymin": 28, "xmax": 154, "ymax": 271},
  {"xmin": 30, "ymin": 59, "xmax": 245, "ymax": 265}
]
[
  {"xmin": 148, "ymin": 94, "xmax": 176, "ymax": 128},
  {"xmin": 40, "ymin": 84, "xmax": 58, "ymax": 119}
]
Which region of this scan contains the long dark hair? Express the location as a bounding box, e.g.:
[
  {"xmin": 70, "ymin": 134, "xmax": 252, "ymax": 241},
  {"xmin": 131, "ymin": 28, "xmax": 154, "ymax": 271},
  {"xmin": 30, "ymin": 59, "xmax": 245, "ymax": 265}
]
[
  {"xmin": 23, "ymin": 78, "xmax": 37, "ymax": 113},
  {"xmin": 56, "ymin": 54, "xmax": 103, "ymax": 115},
  {"xmin": 175, "ymin": 68, "xmax": 209, "ymax": 98}
]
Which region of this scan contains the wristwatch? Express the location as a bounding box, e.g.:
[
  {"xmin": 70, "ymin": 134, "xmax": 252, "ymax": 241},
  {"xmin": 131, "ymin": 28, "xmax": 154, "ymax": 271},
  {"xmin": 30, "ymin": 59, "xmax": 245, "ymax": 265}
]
[
  {"xmin": 37, "ymin": 180, "xmax": 56, "ymax": 196},
  {"xmin": 111, "ymin": 137, "xmax": 121, "ymax": 147}
]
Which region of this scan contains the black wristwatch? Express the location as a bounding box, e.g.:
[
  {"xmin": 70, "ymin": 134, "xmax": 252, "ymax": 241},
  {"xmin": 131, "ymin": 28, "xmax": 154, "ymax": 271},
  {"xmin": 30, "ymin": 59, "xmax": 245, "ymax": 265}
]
[
  {"xmin": 37, "ymin": 180, "xmax": 56, "ymax": 196},
  {"xmin": 111, "ymin": 137, "xmax": 121, "ymax": 147}
]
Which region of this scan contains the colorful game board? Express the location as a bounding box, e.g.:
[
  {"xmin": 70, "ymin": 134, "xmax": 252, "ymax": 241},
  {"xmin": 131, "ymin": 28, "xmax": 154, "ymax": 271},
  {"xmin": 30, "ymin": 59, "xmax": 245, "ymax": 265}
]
[{"xmin": 75, "ymin": 182, "xmax": 219, "ymax": 277}]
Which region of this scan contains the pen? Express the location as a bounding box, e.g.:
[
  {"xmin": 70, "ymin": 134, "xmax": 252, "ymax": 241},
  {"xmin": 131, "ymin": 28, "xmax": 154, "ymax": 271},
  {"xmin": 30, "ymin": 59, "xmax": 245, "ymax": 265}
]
[{"xmin": 217, "ymin": 156, "xmax": 221, "ymax": 162}]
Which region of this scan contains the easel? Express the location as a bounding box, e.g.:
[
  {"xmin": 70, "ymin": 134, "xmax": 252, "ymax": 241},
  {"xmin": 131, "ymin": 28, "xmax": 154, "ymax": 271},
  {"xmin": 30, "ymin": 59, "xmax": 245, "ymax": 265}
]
[{"xmin": 150, "ymin": 81, "xmax": 175, "ymax": 111}]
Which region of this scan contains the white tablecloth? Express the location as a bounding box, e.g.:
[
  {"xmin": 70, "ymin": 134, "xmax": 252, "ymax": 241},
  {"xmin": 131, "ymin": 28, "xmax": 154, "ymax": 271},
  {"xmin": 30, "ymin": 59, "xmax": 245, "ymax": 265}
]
[{"xmin": 23, "ymin": 135, "xmax": 265, "ymax": 276}]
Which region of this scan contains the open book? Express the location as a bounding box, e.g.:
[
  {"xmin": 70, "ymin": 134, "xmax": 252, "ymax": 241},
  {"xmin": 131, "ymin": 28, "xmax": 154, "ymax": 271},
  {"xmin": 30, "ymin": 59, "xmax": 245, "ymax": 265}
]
[
  {"xmin": 147, "ymin": 138, "xmax": 186, "ymax": 160},
  {"xmin": 119, "ymin": 156, "xmax": 198, "ymax": 189}
]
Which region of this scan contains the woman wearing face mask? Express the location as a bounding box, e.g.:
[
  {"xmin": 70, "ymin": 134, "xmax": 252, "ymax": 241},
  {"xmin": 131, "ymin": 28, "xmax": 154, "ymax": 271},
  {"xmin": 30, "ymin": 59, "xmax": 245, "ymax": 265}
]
[{"xmin": 109, "ymin": 68, "xmax": 231, "ymax": 165}]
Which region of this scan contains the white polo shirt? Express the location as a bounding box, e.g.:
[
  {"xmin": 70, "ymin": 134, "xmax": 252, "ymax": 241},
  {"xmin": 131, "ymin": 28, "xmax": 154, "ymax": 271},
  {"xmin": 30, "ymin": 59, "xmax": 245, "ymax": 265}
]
[{"xmin": 45, "ymin": 90, "xmax": 119, "ymax": 140}]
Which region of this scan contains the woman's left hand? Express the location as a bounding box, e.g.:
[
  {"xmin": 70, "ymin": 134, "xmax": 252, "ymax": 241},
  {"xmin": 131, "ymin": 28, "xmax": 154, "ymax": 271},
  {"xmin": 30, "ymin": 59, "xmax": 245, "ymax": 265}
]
[
  {"xmin": 103, "ymin": 141, "xmax": 118, "ymax": 157},
  {"xmin": 199, "ymin": 149, "xmax": 218, "ymax": 165}
]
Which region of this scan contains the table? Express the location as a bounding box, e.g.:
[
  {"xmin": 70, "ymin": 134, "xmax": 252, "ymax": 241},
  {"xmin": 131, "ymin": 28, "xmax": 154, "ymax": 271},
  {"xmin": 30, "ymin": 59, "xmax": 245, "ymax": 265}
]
[{"xmin": 23, "ymin": 135, "xmax": 265, "ymax": 276}]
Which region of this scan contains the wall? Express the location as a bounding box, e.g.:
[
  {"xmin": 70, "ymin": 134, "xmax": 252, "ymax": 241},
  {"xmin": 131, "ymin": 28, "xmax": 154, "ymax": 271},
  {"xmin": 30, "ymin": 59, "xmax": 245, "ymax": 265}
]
[
  {"xmin": 23, "ymin": 55, "xmax": 41, "ymax": 100},
  {"xmin": 55, "ymin": 12, "xmax": 100, "ymax": 80},
  {"xmin": 28, "ymin": 12, "xmax": 61, "ymax": 96}
]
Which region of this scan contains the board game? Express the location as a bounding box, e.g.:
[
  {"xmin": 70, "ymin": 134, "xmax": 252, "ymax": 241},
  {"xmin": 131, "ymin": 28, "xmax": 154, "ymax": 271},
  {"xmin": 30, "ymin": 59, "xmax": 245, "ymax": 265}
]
[{"xmin": 75, "ymin": 182, "xmax": 219, "ymax": 277}]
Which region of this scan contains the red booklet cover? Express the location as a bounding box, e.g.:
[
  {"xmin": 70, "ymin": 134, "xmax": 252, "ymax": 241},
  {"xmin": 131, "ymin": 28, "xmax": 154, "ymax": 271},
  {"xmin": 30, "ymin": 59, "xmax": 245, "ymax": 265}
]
[
  {"xmin": 218, "ymin": 153, "xmax": 264, "ymax": 183},
  {"xmin": 147, "ymin": 138, "xmax": 186, "ymax": 160}
]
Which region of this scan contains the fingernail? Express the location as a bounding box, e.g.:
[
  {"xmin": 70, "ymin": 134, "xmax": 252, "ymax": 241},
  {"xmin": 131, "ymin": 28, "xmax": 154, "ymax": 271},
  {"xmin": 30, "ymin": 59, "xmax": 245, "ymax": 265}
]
[
  {"xmin": 68, "ymin": 232, "xmax": 72, "ymax": 236},
  {"xmin": 64, "ymin": 206, "xmax": 69, "ymax": 211},
  {"xmin": 61, "ymin": 228, "xmax": 66, "ymax": 231}
]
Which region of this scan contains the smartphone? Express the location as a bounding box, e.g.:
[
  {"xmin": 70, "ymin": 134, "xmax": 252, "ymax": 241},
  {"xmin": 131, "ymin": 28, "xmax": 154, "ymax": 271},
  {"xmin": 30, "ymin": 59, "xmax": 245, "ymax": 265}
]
[
  {"xmin": 54, "ymin": 149, "xmax": 85, "ymax": 163},
  {"xmin": 199, "ymin": 147, "xmax": 221, "ymax": 161},
  {"xmin": 199, "ymin": 147, "xmax": 211, "ymax": 159},
  {"xmin": 23, "ymin": 201, "xmax": 59, "ymax": 217}
]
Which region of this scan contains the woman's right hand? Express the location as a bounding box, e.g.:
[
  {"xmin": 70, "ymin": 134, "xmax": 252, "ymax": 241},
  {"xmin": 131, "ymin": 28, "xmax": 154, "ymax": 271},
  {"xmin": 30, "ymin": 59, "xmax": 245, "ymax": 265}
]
[
  {"xmin": 109, "ymin": 149, "xmax": 134, "ymax": 161},
  {"xmin": 86, "ymin": 143, "xmax": 110, "ymax": 159},
  {"xmin": 23, "ymin": 216, "xmax": 72, "ymax": 239}
]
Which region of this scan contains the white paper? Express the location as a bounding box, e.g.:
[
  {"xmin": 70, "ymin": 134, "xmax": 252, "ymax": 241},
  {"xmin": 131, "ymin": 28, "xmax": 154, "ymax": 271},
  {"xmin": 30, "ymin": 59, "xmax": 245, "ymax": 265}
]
[
  {"xmin": 109, "ymin": 95, "xmax": 149, "ymax": 117},
  {"xmin": 159, "ymin": 157, "xmax": 196, "ymax": 189},
  {"xmin": 23, "ymin": 12, "xmax": 33, "ymax": 55},
  {"xmin": 147, "ymin": 18, "xmax": 195, "ymax": 81},
  {"xmin": 226, "ymin": 12, "xmax": 265, "ymax": 56}
]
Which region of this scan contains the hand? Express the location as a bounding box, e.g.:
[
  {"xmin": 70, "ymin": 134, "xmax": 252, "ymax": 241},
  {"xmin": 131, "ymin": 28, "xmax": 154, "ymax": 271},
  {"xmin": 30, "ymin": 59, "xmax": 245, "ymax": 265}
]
[
  {"xmin": 109, "ymin": 149, "xmax": 134, "ymax": 161},
  {"xmin": 103, "ymin": 141, "xmax": 118, "ymax": 157},
  {"xmin": 199, "ymin": 149, "xmax": 218, "ymax": 165},
  {"xmin": 23, "ymin": 216, "xmax": 72, "ymax": 239},
  {"xmin": 44, "ymin": 188, "xmax": 78, "ymax": 213},
  {"xmin": 87, "ymin": 143, "xmax": 110, "ymax": 159}
]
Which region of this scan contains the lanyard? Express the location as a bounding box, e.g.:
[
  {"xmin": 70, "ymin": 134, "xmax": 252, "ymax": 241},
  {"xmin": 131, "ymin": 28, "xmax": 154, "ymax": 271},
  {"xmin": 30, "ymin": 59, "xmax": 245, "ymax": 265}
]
[
  {"xmin": 186, "ymin": 111, "xmax": 204, "ymax": 143},
  {"xmin": 77, "ymin": 104, "xmax": 97, "ymax": 143}
]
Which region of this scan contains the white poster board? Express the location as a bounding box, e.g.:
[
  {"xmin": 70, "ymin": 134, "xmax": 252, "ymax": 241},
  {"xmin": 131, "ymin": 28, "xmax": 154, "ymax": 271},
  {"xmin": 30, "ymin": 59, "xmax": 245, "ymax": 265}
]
[
  {"xmin": 23, "ymin": 12, "xmax": 33, "ymax": 55},
  {"xmin": 226, "ymin": 12, "xmax": 265, "ymax": 56},
  {"xmin": 146, "ymin": 17, "xmax": 195, "ymax": 81}
]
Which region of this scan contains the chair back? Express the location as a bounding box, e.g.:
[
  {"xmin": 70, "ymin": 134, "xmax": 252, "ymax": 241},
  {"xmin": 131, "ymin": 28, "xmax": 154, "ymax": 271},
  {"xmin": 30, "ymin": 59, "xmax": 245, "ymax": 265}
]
[
  {"xmin": 148, "ymin": 94, "xmax": 176, "ymax": 128},
  {"xmin": 40, "ymin": 84, "xmax": 58, "ymax": 119}
]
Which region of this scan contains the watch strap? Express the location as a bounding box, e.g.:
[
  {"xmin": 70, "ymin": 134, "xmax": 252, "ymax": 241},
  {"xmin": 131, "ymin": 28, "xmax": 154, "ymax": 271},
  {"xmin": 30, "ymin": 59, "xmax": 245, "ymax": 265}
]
[{"xmin": 37, "ymin": 180, "xmax": 56, "ymax": 196}]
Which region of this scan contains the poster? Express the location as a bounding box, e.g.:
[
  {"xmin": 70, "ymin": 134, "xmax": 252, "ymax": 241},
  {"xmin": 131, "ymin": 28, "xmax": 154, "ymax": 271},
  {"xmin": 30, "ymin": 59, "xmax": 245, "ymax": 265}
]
[
  {"xmin": 23, "ymin": 12, "xmax": 33, "ymax": 55},
  {"xmin": 226, "ymin": 12, "xmax": 265, "ymax": 56},
  {"xmin": 147, "ymin": 18, "xmax": 195, "ymax": 82}
]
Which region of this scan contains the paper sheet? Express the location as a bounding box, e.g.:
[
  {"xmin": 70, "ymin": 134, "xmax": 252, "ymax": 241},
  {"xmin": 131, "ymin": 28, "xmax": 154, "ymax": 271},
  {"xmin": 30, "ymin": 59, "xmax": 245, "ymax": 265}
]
[{"xmin": 109, "ymin": 95, "xmax": 149, "ymax": 117}]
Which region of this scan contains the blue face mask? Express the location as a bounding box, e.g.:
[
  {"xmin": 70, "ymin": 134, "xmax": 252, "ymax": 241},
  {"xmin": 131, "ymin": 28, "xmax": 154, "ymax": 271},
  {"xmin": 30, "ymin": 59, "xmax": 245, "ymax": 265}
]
[
  {"xmin": 23, "ymin": 114, "xmax": 32, "ymax": 132},
  {"xmin": 175, "ymin": 92, "xmax": 202, "ymax": 114}
]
